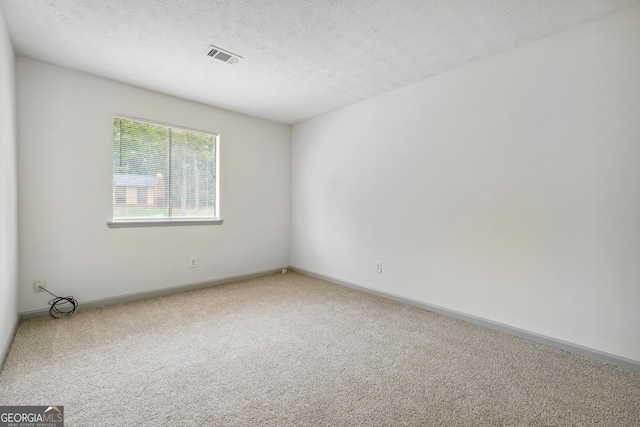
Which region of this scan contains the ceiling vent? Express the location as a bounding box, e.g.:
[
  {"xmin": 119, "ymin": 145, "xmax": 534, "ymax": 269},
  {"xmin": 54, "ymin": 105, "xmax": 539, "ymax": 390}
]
[{"xmin": 206, "ymin": 45, "xmax": 242, "ymax": 64}]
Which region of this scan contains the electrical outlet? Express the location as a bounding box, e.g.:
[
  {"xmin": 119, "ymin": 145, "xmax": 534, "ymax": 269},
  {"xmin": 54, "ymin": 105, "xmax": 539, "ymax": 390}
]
[
  {"xmin": 376, "ymin": 262, "xmax": 382, "ymax": 273},
  {"xmin": 34, "ymin": 280, "xmax": 46, "ymax": 293},
  {"xmin": 190, "ymin": 258, "xmax": 197, "ymax": 268}
]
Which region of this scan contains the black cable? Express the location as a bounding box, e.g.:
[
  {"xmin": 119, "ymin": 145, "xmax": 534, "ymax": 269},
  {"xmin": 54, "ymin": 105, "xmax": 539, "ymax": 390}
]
[{"xmin": 39, "ymin": 286, "xmax": 79, "ymax": 318}]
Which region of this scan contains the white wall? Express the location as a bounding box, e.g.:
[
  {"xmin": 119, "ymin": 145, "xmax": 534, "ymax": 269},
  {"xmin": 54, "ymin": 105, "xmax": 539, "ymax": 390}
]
[
  {"xmin": 0, "ymin": 7, "xmax": 18, "ymax": 358},
  {"xmin": 291, "ymin": 7, "xmax": 640, "ymax": 362},
  {"xmin": 17, "ymin": 58, "xmax": 291, "ymax": 313}
]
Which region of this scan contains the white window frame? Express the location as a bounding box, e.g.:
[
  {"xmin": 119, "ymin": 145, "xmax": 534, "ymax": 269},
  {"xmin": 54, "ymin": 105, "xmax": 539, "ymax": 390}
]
[{"xmin": 107, "ymin": 114, "xmax": 222, "ymax": 228}]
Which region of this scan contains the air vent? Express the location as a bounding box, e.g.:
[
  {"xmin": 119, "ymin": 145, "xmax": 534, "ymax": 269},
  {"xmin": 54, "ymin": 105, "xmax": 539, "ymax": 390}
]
[{"xmin": 206, "ymin": 45, "xmax": 242, "ymax": 64}]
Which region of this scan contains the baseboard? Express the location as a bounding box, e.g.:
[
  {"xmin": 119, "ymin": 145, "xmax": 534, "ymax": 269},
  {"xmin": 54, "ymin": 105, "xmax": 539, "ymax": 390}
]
[
  {"xmin": 19, "ymin": 268, "xmax": 283, "ymax": 320},
  {"xmin": 291, "ymin": 266, "xmax": 640, "ymax": 374},
  {"xmin": 1, "ymin": 315, "xmax": 19, "ymax": 371}
]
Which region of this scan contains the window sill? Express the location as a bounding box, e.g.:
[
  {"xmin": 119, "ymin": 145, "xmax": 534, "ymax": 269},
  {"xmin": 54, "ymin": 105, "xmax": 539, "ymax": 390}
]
[{"xmin": 107, "ymin": 219, "xmax": 223, "ymax": 228}]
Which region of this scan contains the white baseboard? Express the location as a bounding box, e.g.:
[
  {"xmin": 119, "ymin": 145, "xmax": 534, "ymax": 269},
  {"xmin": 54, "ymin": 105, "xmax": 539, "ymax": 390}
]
[
  {"xmin": 16, "ymin": 265, "xmax": 639, "ymax": 374},
  {"xmin": 291, "ymin": 266, "xmax": 640, "ymax": 374},
  {"xmin": 19, "ymin": 268, "xmax": 283, "ymax": 320},
  {"xmin": 1, "ymin": 315, "xmax": 19, "ymax": 371}
]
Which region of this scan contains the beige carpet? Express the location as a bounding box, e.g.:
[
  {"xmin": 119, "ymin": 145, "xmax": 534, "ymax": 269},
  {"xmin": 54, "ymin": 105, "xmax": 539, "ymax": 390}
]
[{"xmin": 1, "ymin": 272, "xmax": 639, "ymax": 426}]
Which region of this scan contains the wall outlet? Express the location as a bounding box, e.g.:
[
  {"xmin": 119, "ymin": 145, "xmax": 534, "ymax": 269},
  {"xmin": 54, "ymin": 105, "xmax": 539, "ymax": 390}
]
[
  {"xmin": 34, "ymin": 280, "xmax": 46, "ymax": 292},
  {"xmin": 376, "ymin": 262, "xmax": 382, "ymax": 273},
  {"xmin": 190, "ymin": 258, "xmax": 197, "ymax": 268}
]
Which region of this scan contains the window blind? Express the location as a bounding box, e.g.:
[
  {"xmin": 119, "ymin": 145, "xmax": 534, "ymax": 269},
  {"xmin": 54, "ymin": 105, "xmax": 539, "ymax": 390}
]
[{"xmin": 112, "ymin": 115, "xmax": 218, "ymax": 222}]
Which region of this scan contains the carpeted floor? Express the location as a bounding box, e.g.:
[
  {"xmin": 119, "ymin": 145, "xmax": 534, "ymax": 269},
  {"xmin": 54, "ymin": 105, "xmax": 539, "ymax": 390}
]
[{"xmin": 1, "ymin": 272, "xmax": 639, "ymax": 426}]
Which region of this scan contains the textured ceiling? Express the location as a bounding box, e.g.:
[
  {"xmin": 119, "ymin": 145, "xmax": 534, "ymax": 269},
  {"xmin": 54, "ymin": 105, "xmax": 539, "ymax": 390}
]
[{"xmin": 1, "ymin": 0, "xmax": 639, "ymax": 124}]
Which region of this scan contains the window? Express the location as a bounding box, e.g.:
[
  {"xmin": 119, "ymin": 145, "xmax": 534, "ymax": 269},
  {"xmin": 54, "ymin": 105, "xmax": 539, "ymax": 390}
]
[
  {"xmin": 114, "ymin": 186, "xmax": 127, "ymax": 204},
  {"xmin": 137, "ymin": 187, "xmax": 148, "ymax": 204},
  {"xmin": 109, "ymin": 115, "xmax": 221, "ymax": 227}
]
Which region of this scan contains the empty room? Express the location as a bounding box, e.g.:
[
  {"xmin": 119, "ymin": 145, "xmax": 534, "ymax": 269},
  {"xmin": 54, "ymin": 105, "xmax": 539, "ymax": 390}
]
[{"xmin": 1, "ymin": 0, "xmax": 639, "ymax": 425}]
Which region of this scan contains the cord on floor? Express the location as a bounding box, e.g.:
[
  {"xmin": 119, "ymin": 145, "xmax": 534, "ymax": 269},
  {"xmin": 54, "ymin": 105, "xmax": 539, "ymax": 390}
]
[{"xmin": 39, "ymin": 286, "xmax": 79, "ymax": 318}]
